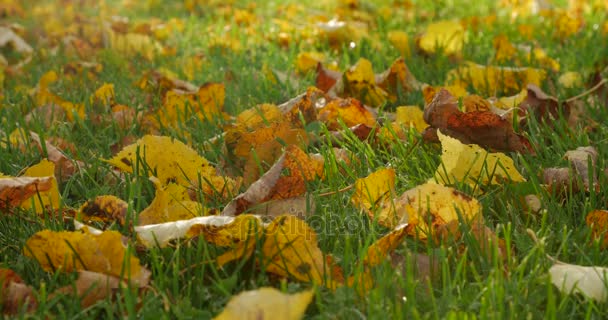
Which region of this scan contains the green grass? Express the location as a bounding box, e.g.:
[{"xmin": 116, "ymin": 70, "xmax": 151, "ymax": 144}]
[{"xmin": 1, "ymin": 0, "xmax": 608, "ymax": 318}]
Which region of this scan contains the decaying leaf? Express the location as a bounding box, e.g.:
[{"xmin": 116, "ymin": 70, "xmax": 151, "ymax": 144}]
[
  {"xmin": 436, "ymin": 220, "xmax": 509, "ymax": 264},
  {"xmin": 317, "ymin": 97, "xmax": 376, "ymax": 130},
  {"xmin": 586, "ymin": 210, "xmax": 608, "ymax": 248},
  {"xmin": 549, "ymin": 263, "xmax": 608, "ymax": 301},
  {"xmin": 106, "ymin": 135, "xmax": 239, "ymax": 198},
  {"xmin": 367, "ymin": 181, "xmax": 482, "ymax": 239},
  {"xmin": 214, "ymin": 287, "xmax": 313, "ymax": 320},
  {"xmin": 52, "ymin": 270, "xmax": 123, "ymax": 308},
  {"xmin": 0, "ymin": 268, "xmax": 36, "ymax": 315},
  {"xmin": 517, "ymin": 84, "xmax": 570, "ymax": 128},
  {"xmin": 543, "ymin": 146, "xmax": 600, "ymax": 193},
  {"xmin": 0, "ymin": 26, "xmax": 33, "ymax": 68},
  {"xmin": 434, "ymin": 131, "xmax": 526, "ymax": 187},
  {"xmin": 363, "ymin": 224, "xmax": 408, "ymax": 267},
  {"xmin": 78, "ymin": 195, "xmax": 129, "ymax": 226},
  {"xmin": 0, "ymin": 176, "xmax": 53, "ymax": 210},
  {"xmin": 24, "ymin": 229, "xmax": 150, "ymax": 286},
  {"xmin": 423, "ymin": 89, "xmax": 532, "ymax": 153}
]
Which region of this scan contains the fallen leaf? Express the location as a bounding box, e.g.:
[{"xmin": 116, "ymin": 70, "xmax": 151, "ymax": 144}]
[
  {"xmin": 586, "ymin": 210, "xmax": 608, "ymax": 248},
  {"xmin": 423, "ymin": 89, "xmax": 532, "ymax": 153},
  {"xmin": 543, "ymin": 146, "xmax": 599, "ymax": 193},
  {"xmin": 387, "ymin": 30, "xmax": 410, "ymax": 57},
  {"xmin": 317, "ymin": 97, "xmax": 376, "ymax": 130},
  {"xmin": 138, "ymin": 177, "xmax": 207, "ymax": 226},
  {"xmin": 53, "ymin": 270, "xmax": 123, "ymax": 308},
  {"xmin": 106, "ymin": 135, "xmax": 239, "ymax": 198},
  {"xmin": 350, "ymin": 168, "xmax": 396, "ymax": 216},
  {"xmin": 434, "ymin": 131, "xmax": 526, "ymax": 187},
  {"xmin": 371, "ymin": 182, "xmax": 482, "ymax": 238},
  {"xmin": 550, "ymin": 263, "xmax": 608, "ymax": 301},
  {"xmin": 0, "ymin": 268, "xmax": 36, "ymax": 315},
  {"xmin": 0, "ymin": 177, "xmax": 53, "ymax": 210},
  {"xmin": 435, "ymin": 220, "xmax": 509, "ymax": 264},
  {"xmin": 447, "ymin": 61, "xmax": 546, "ymax": 96},
  {"xmin": 262, "ymin": 215, "xmax": 340, "ymax": 289},
  {"xmin": 78, "ymin": 195, "xmax": 129, "ymax": 226},
  {"xmin": 517, "ymin": 84, "xmax": 569, "ymax": 128},
  {"xmin": 0, "ymin": 26, "xmax": 32, "ymax": 68},
  {"xmin": 363, "ymin": 224, "xmax": 408, "ymax": 267},
  {"xmin": 416, "ymin": 20, "xmax": 465, "ymax": 57},
  {"xmin": 214, "ymin": 287, "xmax": 313, "ymax": 320},
  {"xmin": 24, "ymin": 229, "xmax": 149, "ymax": 286},
  {"xmin": 19, "ymin": 159, "xmax": 61, "ymax": 214}
]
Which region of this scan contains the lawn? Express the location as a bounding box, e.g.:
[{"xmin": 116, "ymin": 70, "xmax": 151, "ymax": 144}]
[{"xmin": 1, "ymin": 0, "xmax": 608, "ymax": 318}]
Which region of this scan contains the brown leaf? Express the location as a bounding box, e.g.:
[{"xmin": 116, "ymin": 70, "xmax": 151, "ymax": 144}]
[
  {"xmin": 423, "ymin": 89, "xmax": 532, "ymax": 153},
  {"xmin": 315, "ymin": 63, "xmax": 341, "ymax": 92},
  {"xmin": 586, "ymin": 210, "xmax": 608, "ymax": 249},
  {"xmin": 435, "ymin": 221, "xmax": 509, "ymax": 265},
  {"xmin": 53, "ymin": 271, "xmax": 123, "ymax": 308},
  {"xmin": 0, "ymin": 269, "xmax": 36, "ymax": 315},
  {"xmin": 543, "ymin": 146, "xmax": 600, "ymax": 193},
  {"xmin": 517, "ymin": 84, "xmax": 569, "ymax": 128}
]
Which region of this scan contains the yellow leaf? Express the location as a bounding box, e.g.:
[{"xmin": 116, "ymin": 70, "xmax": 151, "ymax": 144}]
[
  {"xmin": 387, "ymin": 30, "xmax": 410, "ymax": 58},
  {"xmin": 295, "ymin": 52, "xmax": 325, "ymax": 74},
  {"xmin": 20, "ymin": 159, "xmax": 60, "ymax": 213},
  {"xmin": 434, "ymin": 130, "xmax": 526, "ymax": 186},
  {"xmin": 317, "ymin": 97, "xmax": 376, "ymax": 130},
  {"xmin": 558, "ymin": 71, "xmax": 583, "ymax": 88},
  {"xmin": 351, "ymin": 168, "xmax": 396, "ymax": 215},
  {"xmin": 234, "ymin": 104, "xmax": 283, "ymax": 132},
  {"xmin": 78, "ymin": 195, "xmax": 128, "ymax": 226},
  {"xmin": 417, "ymin": 20, "xmax": 465, "ymax": 57},
  {"xmin": 186, "ymin": 214, "xmax": 262, "ymax": 247},
  {"xmin": 138, "ymin": 177, "xmax": 207, "ymax": 226},
  {"xmin": 91, "ymin": 83, "xmax": 115, "ymax": 106},
  {"xmin": 214, "ymin": 287, "xmax": 313, "ymax": 320},
  {"xmin": 363, "ymin": 224, "xmax": 408, "ymax": 267},
  {"xmin": 343, "ymin": 58, "xmax": 390, "ymax": 107},
  {"xmin": 24, "ymin": 229, "xmax": 149, "ymax": 285},
  {"xmin": 104, "ymin": 26, "xmax": 163, "ymax": 60},
  {"xmin": 106, "ymin": 135, "xmax": 238, "ymax": 198},
  {"xmin": 262, "ymin": 215, "xmax": 339, "ymax": 289},
  {"xmin": 394, "ymin": 106, "xmax": 428, "ymax": 133},
  {"xmin": 388, "ymin": 182, "xmax": 482, "ymax": 238},
  {"xmin": 447, "ymin": 61, "xmax": 546, "ymax": 95}
]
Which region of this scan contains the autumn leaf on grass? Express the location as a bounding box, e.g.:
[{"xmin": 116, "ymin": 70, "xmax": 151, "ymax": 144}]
[
  {"xmin": 493, "ymin": 34, "xmax": 560, "ymax": 71},
  {"xmin": 31, "ymin": 71, "xmax": 85, "ymax": 121},
  {"xmin": 586, "ymin": 210, "xmax": 608, "ymax": 249},
  {"xmin": 434, "ymin": 131, "xmax": 526, "ymax": 187},
  {"xmin": 0, "ymin": 176, "xmax": 53, "ymax": 211},
  {"xmin": 222, "ymin": 145, "xmax": 322, "ymax": 217},
  {"xmin": 52, "ymin": 270, "xmax": 124, "ymax": 308},
  {"xmin": 214, "ymin": 287, "xmax": 313, "ymax": 320},
  {"xmin": 549, "ymin": 263, "xmax": 608, "ymax": 301},
  {"xmin": 317, "ymin": 97, "xmax": 377, "ymax": 131},
  {"xmin": 138, "ymin": 177, "xmax": 209, "ymax": 226},
  {"xmin": 423, "ymin": 89, "xmax": 532, "ymax": 153},
  {"xmin": 0, "ymin": 26, "xmax": 33, "ymax": 68},
  {"xmin": 78, "ymin": 195, "xmax": 129, "ymax": 226},
  {"xmin": 363, "ymin": 224, "xmax": 409, "ymax": 267},
  {"xmin": 24, "ymin": 229, "xmax": 150, "ymax": 286},
  {"xmin": 416, "ymin": 20, "xmax": 465, "ymax": 57},
  {"xmin": 18, "ymin": 159, "xmax": 61, "ymax": 214},
  {"xmin": 106, "ymin": 135, "xmax": 239, "ymax": 198},
  {"xmin": 516, "ymin": 84, "xmax": 571, "ymax": 128},
  {"xmin": 435, "ymin": 221, "xmax": 509, "ymax": 265},
  {"xmin": 317, "ymin": 58, "xmax": 420, "ymax": 107},
  {"xmin": 447, "ymin": 61, "xmax": 546, "ymax": 96},
  {"xmin": 543, "ymin": 146, "xmax": 600, "ymax": 193},
  {"xmin": 103, "ymin": 22, "xmax": 163, "ymax": 60},
  {"xmin": 262, "ymin": 215, "xmax": 341, "ymax": 289},
  {"xmin": 0, "ymin": 268, "xmax": 36, "ymax": 315},
  {"xmin": 364, "ymin": 181, "xmax": 482, "ymax": 239},
  {"xmin": 350, "ymin": 168, "xmax": 396, "ymax": 223},
  {"xmin": 135, "ymin": 215, "xmax": 243, "ymax": 248}
]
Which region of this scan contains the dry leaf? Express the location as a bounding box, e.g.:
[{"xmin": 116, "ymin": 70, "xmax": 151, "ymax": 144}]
[
  {"xmin": 19, "ymin": 159, "xmax": 61, "ymax": 214},
  {"xmin": 24, "ymin": 229, "xmax": 149, "ymax": 286},
  {"xmin": 53, "ymin": 270, "xmax": 123, "ymax": 308},
  {"xmin": 214, "ymin": 287, "xmax": 313, "ymax": 320},
  {"xmin": 0, "ymin": 268, "xmax": 36, "ymax": 315},
  {"xmin": 550, "ymin": 263, "xmax": 608, "ymax": 301},
  {"xmin": 423, "ymin": 89, "xmax": 532, "ymax": 153},
  {"xmin": 416, "ymin": 20, "xmax": 465, "ymax": 57},
  {"xmin": 138, "ymin": 177, "xmax": 207, "ymax": 226},
  {"xmin": 350, "ymin": 168, "xmax": 396, "ymax": 216},
  {"xmin": 543, "ymin": 146, "xmax": 599, "ymax": 193},
  {"xmin": 0, "ymin": 177, "xmax": 53, "ymax": 210},
  {"xmin": 434, "ymin": 131, "xmax": 526, "ymax": 187},
  {"xmin": 586, "ymin": 210, "xmax": 608, "ymax": 248},
  {"xmin": 106, "ymin": 135, "xmax": 238, "ymax": 198},
  {"xmin": 78, "ymin": 195, "xmax": 129, "ymax": 226}
]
